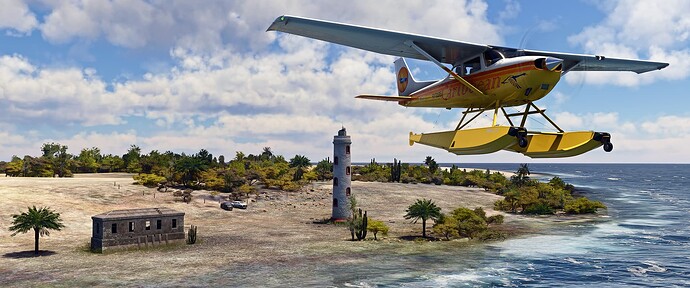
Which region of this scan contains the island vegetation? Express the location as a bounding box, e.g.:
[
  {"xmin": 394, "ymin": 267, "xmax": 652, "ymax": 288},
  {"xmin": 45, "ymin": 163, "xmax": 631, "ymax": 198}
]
[
  {"xmin": 2, "ymin": 143, "xmax": 332, "ymax": 198},
  {"xmin": 2, "ymin": 143, "xmax": 605, "ymax": 217}
]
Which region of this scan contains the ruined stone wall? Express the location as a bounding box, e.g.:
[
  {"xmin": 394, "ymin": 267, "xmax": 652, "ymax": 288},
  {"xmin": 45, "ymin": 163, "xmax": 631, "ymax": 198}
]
[{"xmin": 91, "ymin": 215, "xmax": 185, "ymax": 252}]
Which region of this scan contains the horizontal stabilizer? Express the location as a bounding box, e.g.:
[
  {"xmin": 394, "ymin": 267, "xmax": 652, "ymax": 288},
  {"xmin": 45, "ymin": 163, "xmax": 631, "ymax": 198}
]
[{"xmin": 355, "ymin": 95, "xmax": 413, "ymax": 102}]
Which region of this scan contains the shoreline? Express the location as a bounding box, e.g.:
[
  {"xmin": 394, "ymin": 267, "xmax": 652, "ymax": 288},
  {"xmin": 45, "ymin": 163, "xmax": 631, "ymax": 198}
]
[{"xmin": 0, "ymin": 173, "xmax": 603, "ymax": 286}]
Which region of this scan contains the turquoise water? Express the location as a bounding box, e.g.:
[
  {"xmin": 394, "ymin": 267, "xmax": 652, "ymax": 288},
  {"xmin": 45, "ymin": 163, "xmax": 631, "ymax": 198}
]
[{"xmin": 227, "ymin": 164, "xmax": 690, "ymax": 287}]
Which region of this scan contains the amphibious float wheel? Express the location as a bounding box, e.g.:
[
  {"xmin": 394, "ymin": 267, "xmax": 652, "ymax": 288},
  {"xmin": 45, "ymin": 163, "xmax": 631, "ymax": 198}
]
[
  {"xmin": 518, "ymin": 137, "xmax": 528, "ymax": 148},
  {"xmin": 603, "ymin": 142, "xmax": 613, "ymax": 152}
]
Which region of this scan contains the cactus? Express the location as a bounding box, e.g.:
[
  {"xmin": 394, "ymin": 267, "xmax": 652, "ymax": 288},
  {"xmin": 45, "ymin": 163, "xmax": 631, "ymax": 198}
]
[
  {"xmin": 354, "ymin": 208, "xmax": 368, "ymax": 240},
  {"xmin": 187, "ymin": 225, "xmax": 197, "ymax": 244},
  {"xmin": 390, "ymin": 158, "xmax": 402, "ymax": 182}
]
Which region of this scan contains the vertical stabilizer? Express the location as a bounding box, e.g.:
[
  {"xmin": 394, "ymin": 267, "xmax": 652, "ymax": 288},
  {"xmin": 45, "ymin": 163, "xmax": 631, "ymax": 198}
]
[{"xmin": 394, "ymin": 58, "xmax": 435, "ymax": 96}]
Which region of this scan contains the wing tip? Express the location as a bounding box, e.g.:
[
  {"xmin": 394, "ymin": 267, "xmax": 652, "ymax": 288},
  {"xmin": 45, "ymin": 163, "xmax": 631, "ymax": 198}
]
[{"xmin": 267, "ymin": 15, "xmax": 292, "ymax": 32}]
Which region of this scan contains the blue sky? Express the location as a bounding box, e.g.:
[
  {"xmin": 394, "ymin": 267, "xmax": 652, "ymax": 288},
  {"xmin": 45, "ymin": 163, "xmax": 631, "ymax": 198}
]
[{"xmin": 1, "ymin": 0, "xmax": 689, "ymax": 163}]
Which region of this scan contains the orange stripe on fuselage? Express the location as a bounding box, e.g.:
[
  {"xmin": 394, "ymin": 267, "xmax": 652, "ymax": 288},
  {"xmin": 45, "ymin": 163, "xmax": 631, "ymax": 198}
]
[{"xmin": 410, "ymin": 62, "xmax": 534, "ymax": 98}]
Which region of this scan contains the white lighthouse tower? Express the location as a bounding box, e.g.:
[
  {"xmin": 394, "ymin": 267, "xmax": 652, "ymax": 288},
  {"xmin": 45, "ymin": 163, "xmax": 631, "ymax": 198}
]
[{"xmin": 332, "ymin": 127, "xmax": 352, "ymax": 221}]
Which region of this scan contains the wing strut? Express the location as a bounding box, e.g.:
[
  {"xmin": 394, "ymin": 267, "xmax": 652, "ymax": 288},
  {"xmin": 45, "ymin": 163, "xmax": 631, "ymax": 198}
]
[{"xmin": 404, "ymin": 40, "xmax": 488, "ymax": 97}]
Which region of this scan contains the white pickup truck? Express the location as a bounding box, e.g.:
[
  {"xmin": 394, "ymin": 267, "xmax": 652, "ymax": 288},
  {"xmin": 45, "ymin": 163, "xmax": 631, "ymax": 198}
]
[{"xmin": 231, "ymin": 201, "xmax": 247, "ymax": 209}]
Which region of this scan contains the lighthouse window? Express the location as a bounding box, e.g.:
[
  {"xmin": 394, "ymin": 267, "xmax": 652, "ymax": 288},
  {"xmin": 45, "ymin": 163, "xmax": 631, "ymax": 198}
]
[
  {"xmin": 334, "ymin": 177, "xmax": 338, "ymax": 186},
  {"xmin": 334, "ymin": 156, "xmax": 339, "ymax": 165},
  {"xmin": 346, "ymin": 187, "xmax": 351, "ymax": 196},
  {"xmin": 345, "ymin": 145, "xmax": 350, "ymax": 154},
  {"xmin": 333, "ymin": 199, "xmax": 338, "ymax": 207},
  {"xmin": 346, "ymin": 166, "xmax": 350, "ymax": 175}
]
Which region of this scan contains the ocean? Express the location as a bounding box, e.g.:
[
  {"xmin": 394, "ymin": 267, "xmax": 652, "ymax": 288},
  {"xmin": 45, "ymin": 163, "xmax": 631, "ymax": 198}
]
[
  {"xmin": 225, "ymin": 164, "xmax": 689, "ymax": 287},
  {"xmin": 293, "ymin": 164, "xmax": 690, "ymax": 287}
]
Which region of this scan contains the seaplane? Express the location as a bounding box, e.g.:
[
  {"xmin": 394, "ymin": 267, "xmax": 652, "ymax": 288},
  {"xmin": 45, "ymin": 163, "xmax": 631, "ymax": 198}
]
[{"xmin": 267, "ymin": 15, "xmax": 669, "ymax": 158}]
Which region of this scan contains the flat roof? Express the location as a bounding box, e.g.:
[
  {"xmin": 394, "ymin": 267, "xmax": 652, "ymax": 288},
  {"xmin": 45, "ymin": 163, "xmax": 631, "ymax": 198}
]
[{"xmin": 92, "ymin": 207, "xmax": 184, "ymax": 221}]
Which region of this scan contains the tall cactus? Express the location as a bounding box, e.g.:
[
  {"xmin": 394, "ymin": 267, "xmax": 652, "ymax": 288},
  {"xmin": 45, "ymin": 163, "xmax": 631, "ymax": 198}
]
[
  {"xmin": 187, "ymin": 225, "xmax": 197, "ymax": 244},
  {"xmin": 390, "ymin": 158, "xmax": 402, "ymax": 182},
  {"xmin": 354, "ymin": 208, "xmax": 368, "ymax": 240}
]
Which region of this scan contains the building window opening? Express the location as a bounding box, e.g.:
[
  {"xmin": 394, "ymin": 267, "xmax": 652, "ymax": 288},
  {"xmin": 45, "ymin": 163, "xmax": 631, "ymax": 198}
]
[
  {"xmin": 172, "ymin": 219, "xmax": 177, "ymax": 228},
  {"xmin": 334, "ymin": 177, "xmax": 338, "ymax": 186},
  {"xmin": 145, "ymin": 221, "xmax": 151, "ymax": 231},
  {"xmin": 333, "ymin": 199, "xmax": 338, "ymax": 207},
  {"xmin": 111, "ymin": 223, "xmax": 117, "ymax": 234},
  {"xmin": 129, "ymin": 221, "xmax": 135, "ymax": 232},
  {"xmin": 346, "ymin": 166, "xmax": 350, "ymax": 175},
  {"xmin": 346, "ymin": 187, "xmax": 351, "ymax": 197},
  {"xmin": 96, "ymin": 223, "xmax": 100, "ymax": 235},
  {"xmin": 346, "ymin": 145, "xmax": 350, "ymax": 154},
  {"xmin": 334, "ymin": 156, "xmax": 339, "ymax": 165},
  {"xmin": 156, "ymin": 219, "xmax": 162, "ymax": 229}
]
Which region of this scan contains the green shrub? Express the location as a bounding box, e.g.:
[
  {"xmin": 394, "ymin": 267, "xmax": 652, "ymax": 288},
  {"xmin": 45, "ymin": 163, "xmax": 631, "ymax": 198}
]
[
  {"xmin": 523, "ymin": 202, "xmax": 554, "ymax": 215},
  {"xmin": 133, "ymin": 173, "xmax": 166, "ymax": 187},
  {"xmin": 451, "ymin": 207, "xmax": 487, "ymax": 239},
  {"xmin": 564, "ymin": 197, "xmax": 607, "ymax": 214},
  {"xmin": 475, "ymin": 229, "xmax": 507, "ymax": 241},
  {"xmin": 493, "ymin": 199, "xmax": 512, "ymax": 211},
  {"xmin": 366, "ymin": 219, "xmax": 389, "ymax": 240},
  {"xmin": 487, "ymin": 214, "xmax": 504, "ymax": 225}
]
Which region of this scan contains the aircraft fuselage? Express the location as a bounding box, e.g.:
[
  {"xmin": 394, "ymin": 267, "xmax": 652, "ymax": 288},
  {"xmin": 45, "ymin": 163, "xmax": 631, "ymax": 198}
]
[{"xmin": 401, "ymin": 56, "xmax": 562, "ymax": 109}]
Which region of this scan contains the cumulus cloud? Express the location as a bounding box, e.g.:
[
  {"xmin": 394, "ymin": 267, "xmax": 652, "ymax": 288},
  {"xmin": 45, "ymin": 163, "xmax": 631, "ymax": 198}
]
[
  {"xmin": 567, "ymin": 0, "xmax": 690, "ymax": 86},
  {"xmin": 0, "ymin": 0, "xmax": 38, "ymax": 35},
  {"xmin": 34, "ymin": 0, "xmax": 501, "ymax": 53},
  {"xmin": 3, "ymin": 1, "xmax": 689, "ymax": 163},
  {"xmin": 546, "ymin": 112, "xmax": 690, "ymax": 162}
]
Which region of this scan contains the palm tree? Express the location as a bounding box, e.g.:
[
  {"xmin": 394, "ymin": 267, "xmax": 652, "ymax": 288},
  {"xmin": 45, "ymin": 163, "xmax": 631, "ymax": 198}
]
[
  {"xmin": 260, "ymin": 147, "xmax": 273, "ymax": 161},
  {"xmin": 289, "ymin": 155, "xmax": 311, "ymax": 168},
  {"xmin": 511, "ymin": 163, "xmax": 531, "ymax": 186},
  {"xmin": 404, "ymin": 199, "xmax": 442, "ymax": 238},
  {"xmin": 9, "ymin": 206, "xmax": 65, "ymax": 255}
]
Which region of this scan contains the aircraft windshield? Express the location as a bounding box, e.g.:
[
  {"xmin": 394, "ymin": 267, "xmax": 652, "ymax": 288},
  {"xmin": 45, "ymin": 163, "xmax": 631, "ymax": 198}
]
[
  {"xmin": 463, "ymin": 57, "xmax": 481, "ymax": 75},
  {"xmin": 484, "ymin": 49, "xmax": 504, "ymax": 67}
]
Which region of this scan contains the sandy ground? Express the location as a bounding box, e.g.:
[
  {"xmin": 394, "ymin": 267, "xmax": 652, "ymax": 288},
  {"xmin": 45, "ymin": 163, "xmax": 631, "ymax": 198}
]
[{"xmin": 0, "ymin": 173, "xmax": 523, "ymax": 286}]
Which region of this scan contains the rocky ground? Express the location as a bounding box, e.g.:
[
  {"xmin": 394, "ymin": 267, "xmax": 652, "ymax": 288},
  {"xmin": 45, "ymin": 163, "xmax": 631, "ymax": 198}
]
[{"xmin": 0, "ymin": 173, "xmax": 525, "ymax": 286}]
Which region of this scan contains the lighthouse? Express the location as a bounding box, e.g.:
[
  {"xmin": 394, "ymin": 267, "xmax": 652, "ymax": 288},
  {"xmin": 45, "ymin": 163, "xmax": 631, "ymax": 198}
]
[{"xmin": 332, "ymin": 127, "xmax": 352, "ymax": 221}]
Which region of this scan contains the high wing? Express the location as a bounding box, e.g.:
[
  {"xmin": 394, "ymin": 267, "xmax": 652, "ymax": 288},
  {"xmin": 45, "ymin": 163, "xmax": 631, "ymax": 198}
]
[
  {"xmin": 267, "ymin": 15, "xmax": 668, "ymax": 73},
  {"xmin": 267, "ymin": 15, "xmax": 488, "ymax": 65},
  {"xmin": 493, "ymin": 47, "xmax": 669, "ymax": 74}
]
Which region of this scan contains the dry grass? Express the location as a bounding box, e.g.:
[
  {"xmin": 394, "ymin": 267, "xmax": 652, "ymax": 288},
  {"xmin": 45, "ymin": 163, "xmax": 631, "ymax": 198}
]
[{"xmin": 0, "ymin": 173, "xmax": 521, "ymax": 286}]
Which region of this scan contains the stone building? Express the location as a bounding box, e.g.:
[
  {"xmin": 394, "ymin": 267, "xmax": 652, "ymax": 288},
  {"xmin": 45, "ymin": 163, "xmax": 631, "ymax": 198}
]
[
  {"xmin": 332, "ymin": 127, "xmax": 352, "ymax": 221},
  {"xmin": 90, "ymin": 207, "xmax": 185, "ymax": 252}
]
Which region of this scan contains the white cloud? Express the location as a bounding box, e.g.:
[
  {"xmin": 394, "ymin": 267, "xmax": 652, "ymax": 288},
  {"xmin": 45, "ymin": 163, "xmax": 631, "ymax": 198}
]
[
  {"xmin": 640, "ymin": 115, "xmax": 690, "ymax": 137},
  {"xmin": 0, "ymin": 0, "xmax": 38, "ymax": 35},
  {"xmin": 4, "ymin": 1, "xmax": 689, "ymax": 164},
  {"xmin": 568, "ymin": 0, "xmax": 690, "ymax": 86},
  {"xmin": 498, "ymin": 0, "xmax": 521, "ymax": 21},
  {"xmin": 35, "ymin": 0, "xmax": 502, "ymax": 53}
]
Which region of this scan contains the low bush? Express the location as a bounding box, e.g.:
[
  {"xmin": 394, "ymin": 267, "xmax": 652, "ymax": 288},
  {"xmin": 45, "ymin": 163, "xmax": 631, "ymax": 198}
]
[
  {"xmin": 133, "ymin": 173, "xmax": 166, "ymax": 187},
  {"xmin": 564, "ymin": 197, "xmax": 607, "ymax": 214}
]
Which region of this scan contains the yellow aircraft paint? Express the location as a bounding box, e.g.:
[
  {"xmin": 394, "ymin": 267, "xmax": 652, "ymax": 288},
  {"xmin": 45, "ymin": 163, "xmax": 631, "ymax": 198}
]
[
  {"xmin": 409, "ymin": 126, "xmax": 520, "ymax": 155},
  {"xmin": 402, "ymin": 62, "xmax": 561, "ymax": 109},
  {"xmin": 504, "ymin": 131, "xmax": 607, "ymax": 158}
]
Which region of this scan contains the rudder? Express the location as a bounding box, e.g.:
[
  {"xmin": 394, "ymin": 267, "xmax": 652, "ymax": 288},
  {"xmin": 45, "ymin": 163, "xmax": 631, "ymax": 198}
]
[{"xmin": 394, "ymin": 58, "xmax": 435, "ymax": 96}]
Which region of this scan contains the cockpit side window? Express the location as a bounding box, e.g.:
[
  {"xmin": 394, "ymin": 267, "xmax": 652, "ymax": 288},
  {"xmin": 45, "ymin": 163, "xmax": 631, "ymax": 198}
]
[
  {"xmin": 463, "ymin": 57, "xmax": 481, "ymax": 75},
  {"xmin": 483, "ymin": 49, "xmax": 504, "ymax": 68}
]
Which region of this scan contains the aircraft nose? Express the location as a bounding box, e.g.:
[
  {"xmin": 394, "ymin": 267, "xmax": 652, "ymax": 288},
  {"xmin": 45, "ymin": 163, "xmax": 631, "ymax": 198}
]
[{"xmin": 545, "ymin": 57, "xmax": 563, "ymax": 71}]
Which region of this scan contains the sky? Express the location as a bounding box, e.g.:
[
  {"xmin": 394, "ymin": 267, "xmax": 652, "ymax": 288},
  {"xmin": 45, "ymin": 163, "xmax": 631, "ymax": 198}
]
[{"xmin": 1, "ymin": 0, "xmax": 689, "ymax": 163}]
